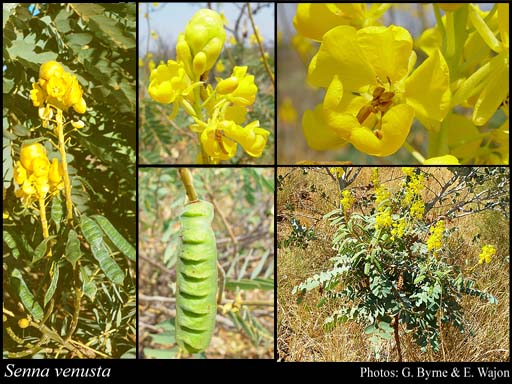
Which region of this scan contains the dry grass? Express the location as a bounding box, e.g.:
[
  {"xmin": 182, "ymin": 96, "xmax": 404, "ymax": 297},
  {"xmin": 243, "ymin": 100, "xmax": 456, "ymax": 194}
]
[{"xmin": 277, "ymin": 167, "xmax": 510, "ymax": 362}]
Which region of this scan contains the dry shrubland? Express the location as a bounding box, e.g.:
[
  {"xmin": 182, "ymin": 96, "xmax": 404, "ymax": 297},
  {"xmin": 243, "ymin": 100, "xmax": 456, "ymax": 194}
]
[{"xmin": 277, "ymin": 167, "xmax": 509, "ymax": 362}]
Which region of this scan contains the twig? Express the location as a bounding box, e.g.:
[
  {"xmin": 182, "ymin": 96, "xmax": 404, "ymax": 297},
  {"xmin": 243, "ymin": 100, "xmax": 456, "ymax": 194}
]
[
  {"xmin": 247, "ymin": 2, "xmax": 274, "ymax": 87},
  {"xmin": 139, "ymin": 253, "xmax": 174, "ymax": 276},
  {"xmin": 178, "ymin": 168, "xmax": 198, "ymax": 203}
]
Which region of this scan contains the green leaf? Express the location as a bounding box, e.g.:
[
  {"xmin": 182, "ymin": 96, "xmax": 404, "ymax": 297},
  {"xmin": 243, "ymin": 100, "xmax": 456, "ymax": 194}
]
[
  {"xmin": 65, "ymin": 229, "xmax": 82, "ymax": 268},
  {"xmin": 144, "ymin": 348, "xmax": 178, "ymax": 359},
  {"xmin": 51, "ymin": 196, "xmax": 64, "ymax": 232},
  {"xmin": 80, "ymin": 215, "xmax": 124, "ymax": 285},
  {"xmin": 3, "ymin": 230, "xmax": 20, "ymax": 259},
  {"xmin": 91, "ymin": 214, "xmax": 135, "ymax": 261},
  {"xmin": 82, "ymin": 281, "xmax": 97, "ymax": 301},
  {"xmin": 11, "ymin": 269, "xmax": 44, "ymax": 321},
  {"xmin": 44, "ymin": 262, "xmax": 60, "ymax": 307},
  {"xmin": 225, "ymin": 278, "xmax": 274, "ymax": 291},
  {"xmin": 65, "ymin": 33, "xmax": 93, "ymax": 47},
  {"xmin": 33, "ymin": 236, "xmax": 56, "ymax": 263},
  {"xmin": 414, "ymin": 274, "xmax": 426, "ymax": 285}
]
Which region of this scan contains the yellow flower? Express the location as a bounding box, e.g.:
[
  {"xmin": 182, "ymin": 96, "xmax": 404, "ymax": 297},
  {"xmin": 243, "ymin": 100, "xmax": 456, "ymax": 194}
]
[
  {"xmin": 20, "ymin": 143, "xmax": 47, "ymax": 172},
  {"xmin": 303, "ymin": 25, "xmax": 451, "ymax": 156},
  {"xmin": 423, "ymin": 155, "xmax": 460, "ymax": 165},
  {"xmin": 46, "ymin": 75, "xmax": 67, "ymax": 100},
  {"xmin": 31, "ymin": 157, "xmax": 50, "ymax": 178},
  {"xmin": 409, "ymin": 200, "xmax": 424, "ymax": 219},
  {"xmin": 73, "ymin": 98, "xmax": 87, "ymax": 114},
  {"xmin": 340, "ymin": 189, "xmax": 354, "ymax": 211},
  {"xmin": 148, "ymin": 60, "xmax": 190, "ymax": 104},
  {"xmin": 225, "ymin": 66, "xmax": 258, "ymax": 107},
  {"xmin": 391, "ymin": 217, "xmax": 407, "ymax": 240},
  {"xmin": 200, "ymin": 119, "xmax": 269, "ymax": 162},
  {"xmin": 215, "ymin": 60, "xmax": 225, "ymax": 73},
  {"xmin": 151, "ymin": 30, "xmax": 158, "ymax": 40},
  {"xmin": 13, "ymin": 161, "xmax": 27, "ymax": 185},
  {"xmin": 427, "ymin": 220, "xmax": 445, "ymax": 253},
  {"xmin": 48, "ymin": 158, "xmax": 63, "ymax": 185},
  {"xmin": 278, "ymin": 97, "xmax": 298, "ymax": 124},
  {"xmin": 293, "ymin": 3, "xmax": 389, "ymax": 41},
  {"xmin": 330, "ymin": 167, "xmax": 344, "ymax": 178},
  {"xmin": 375, "ymin": 209, "xmax": 392, "ymax": 229},
  {"xmin": 478, "ymin": 244, "xmax": 496, "ymax": 264},
  {"xmin": 39, "ymin": 61, "xmax": 64, "ymax": 81},
  {"xmin": 249, "ymin": 26, "xmax": 263, "ymax": 46},
  {"xmin": 63, "ymin": 75, "xmax": 83, "ymax": 107},
  {"xmin": 216, "ymin": 76, "xmax": 239, "ymax": 95},
  {"xmin": 148, "ymin": 59, "xmax": 156, "ymax": 73},
  {"xmin": 30, "ymin": 83, "xmax": 46, "ymax": 107},
  {"xmin": 183, "ymin": 9, "xmax": 226, "ymax": 78},
  {"xmin": 291, "ymin": 34, "xmax": 316, "ymax": 64}
]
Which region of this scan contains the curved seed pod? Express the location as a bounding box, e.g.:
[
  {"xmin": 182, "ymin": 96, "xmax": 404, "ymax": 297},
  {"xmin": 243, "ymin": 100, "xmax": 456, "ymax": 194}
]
[{"xmin": 176, "ymin": 200, "xmax": 217, "ymax": 354}]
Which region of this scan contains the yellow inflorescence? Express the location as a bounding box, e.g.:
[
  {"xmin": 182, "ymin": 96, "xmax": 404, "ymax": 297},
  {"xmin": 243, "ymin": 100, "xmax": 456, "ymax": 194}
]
[
  {"xmin": 340, "ymin": 189, "xmax": 354, "ymax": 211},
  {"xmin": 147, "ymin": 9, "xmax": 270, "ymax": 163},
  {"xmin": 30, "ymin": 61, "xmax": 86, "ymax": 114},
  {"xmin": 478, "ymin": 244, "xmax": 496, "ymax": 264},
  {"xmin": 427, "ymin": 220, "xmax": 445, "ymax": 253},
  {"xmin": 14, "ymin": 143, "xmax": 63, "ymax": 206}
]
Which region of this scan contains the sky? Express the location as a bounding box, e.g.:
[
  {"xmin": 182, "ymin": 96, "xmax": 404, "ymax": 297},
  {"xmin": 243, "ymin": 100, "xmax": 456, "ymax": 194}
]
[{"xmin": 138, "ymin": 2, "xmax": 275, "ymax": 55}]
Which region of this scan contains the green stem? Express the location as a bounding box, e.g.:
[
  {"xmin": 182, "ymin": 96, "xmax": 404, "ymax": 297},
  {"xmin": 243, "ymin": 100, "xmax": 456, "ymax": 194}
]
[
  {"xmin": 56, "ymin": 109, "xmax": 73, "ymax": 221},
  {"xmin": 404, "ymin": 142, "xmax": 425, "ymax": 164},
  {"xmin": 178, "ymin": 168, "xmax": 199, "ymax": 203}
]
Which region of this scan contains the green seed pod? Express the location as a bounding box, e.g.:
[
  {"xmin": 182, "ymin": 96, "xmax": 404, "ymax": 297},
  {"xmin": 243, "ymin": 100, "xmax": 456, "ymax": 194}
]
[{"xmin": 176, "ymin": 200, "xmax": 217, "ymax": 354}]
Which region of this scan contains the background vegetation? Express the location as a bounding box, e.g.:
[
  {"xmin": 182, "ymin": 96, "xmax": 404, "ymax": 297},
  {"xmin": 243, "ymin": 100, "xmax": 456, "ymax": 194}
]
[
  {"xmin": 139, "ymin": 168, "xmax": 274, "ymax": 358},
  {"xmin": 277, "ymin": 167, "xmax": 509, "ymax": 361}
]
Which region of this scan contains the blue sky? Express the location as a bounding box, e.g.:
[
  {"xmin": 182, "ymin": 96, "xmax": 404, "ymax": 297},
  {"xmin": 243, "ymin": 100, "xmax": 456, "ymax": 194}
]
[{"xmin": 138, "ymin": 2, "xmax": 275, "ymax": 55}]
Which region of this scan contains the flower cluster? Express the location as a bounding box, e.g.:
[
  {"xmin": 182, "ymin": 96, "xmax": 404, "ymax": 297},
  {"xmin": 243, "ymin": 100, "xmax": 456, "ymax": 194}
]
[
  {"xmin": 329, "ymin": 167, "xmax": 344, "ymax": 178},
  {"xmin": 478, "ymin": 244, "xmax": 496, "ymax": 264},
  {"xmin": 426, "ymin": 220, "xmax": 445, "ymax": 254},
  {"xmin": 401, "ymin": 168, "xmax": 425, "ymax": 220},
  {"xmin": 375, "ymin": 208, "xmax": 392, "ymax": 229},
  {"xmin": 390, "ymin": 217, "xmax": 407, "ymax": 241},
  {"xmin": 30, "ymin": 61, "xmax": 86, "ymax": 115},
  {"xmin": 14, "ymin": 143, "xmax": 63, "ymax": 206},
  {"xmin": 372, "ymin": 168, "xmax": 392, "ymax": 230},
  {"xmin": 147, "ymin": 9, "xmax": 269, "ymax": 163},
  {"xmin": 340, "ymin": 189, "xmax": 354, "ymax": 211}
]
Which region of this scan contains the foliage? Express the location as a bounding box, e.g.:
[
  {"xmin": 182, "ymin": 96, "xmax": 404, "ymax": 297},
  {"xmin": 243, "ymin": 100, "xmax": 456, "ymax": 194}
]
[
  {"xmin": 291, "ymin": 167, "xmax": 508, "ymax": 360},
  {"xmin": 278, "ymin": 217, "xmax": 316, "ymax": 249},
  {"xmin": 3, "ymin": 3, "xmax": 136, "ymax": 358},
  {"xmin": 139, "ymin": 168, "xmax": 274, "ymax": 358}
]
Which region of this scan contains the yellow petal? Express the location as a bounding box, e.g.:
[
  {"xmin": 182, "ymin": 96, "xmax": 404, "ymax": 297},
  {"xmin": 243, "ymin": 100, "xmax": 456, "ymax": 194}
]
[
  {"xmin": 350, "ymin": 104, "xmax": 414, "ymax": 156},
  {"xmin": 294, "ymin": 3, "xmax": 360, "ymax": 41},
  {"xmin": 308, "ymin": 25, "xmax": 376, "ymax": 90},
  {"xmin": 405, "ymin": 50, "xmax": 451, "ymax": 130},
  {"xmin": 423, "ymin": 155, "xmax": 460, "ymax": 165},
  {"xmin": 472, "ymin": 52, "xmax": 509, "ymax": 126},
  {"xmin": 302, "ymin": 104, "xmax": 346, "ymax": 151},
  {"xmin": 356, "ymin": 25, "xmax": 413, "ymax": 84}
]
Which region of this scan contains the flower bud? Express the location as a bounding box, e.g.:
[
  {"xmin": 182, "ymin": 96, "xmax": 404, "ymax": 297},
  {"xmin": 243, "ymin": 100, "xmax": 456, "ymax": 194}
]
[
  {"xmin": 39, "ymin": 61, "xmax": 64, "ymax": 80},
  {"xmin": 20, "ymin": 143, "xmax": 47, "ymax": 172},
  {"xmin": 193, "ymin": 52, "xmax": 207, "ymax": 76},
  {"xmin": 216, "ymin": 76, "xmax": 239, "ymax": 94}
]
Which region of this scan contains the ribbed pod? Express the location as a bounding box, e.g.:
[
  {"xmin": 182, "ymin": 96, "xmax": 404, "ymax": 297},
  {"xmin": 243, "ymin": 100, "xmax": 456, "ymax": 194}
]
[{"xmin": 176, "ymin": 200, "xmax": 217, "ymax": 353}]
